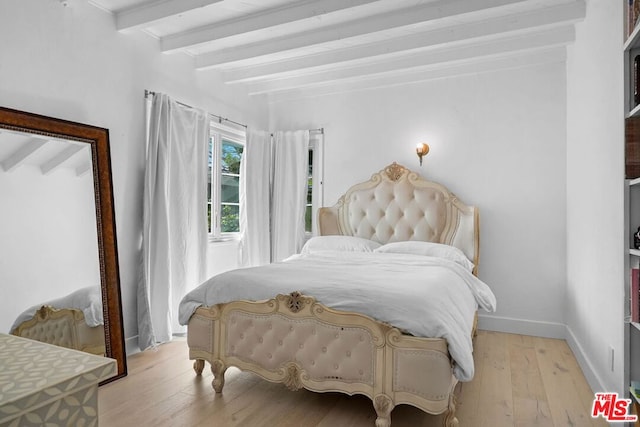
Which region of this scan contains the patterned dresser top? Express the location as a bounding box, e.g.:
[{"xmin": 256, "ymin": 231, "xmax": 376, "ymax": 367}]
[{"xmin": 0, "ymin": 333, "xmax": 116, "ymax": 423}]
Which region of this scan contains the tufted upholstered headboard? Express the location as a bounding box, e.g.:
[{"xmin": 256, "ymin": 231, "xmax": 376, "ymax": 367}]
[{"xmin": 318, "ymin": 162, "xmax": 479, "ymax": 274}]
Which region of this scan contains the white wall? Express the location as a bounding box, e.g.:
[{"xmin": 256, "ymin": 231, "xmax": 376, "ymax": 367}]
[
  {"xmin": 0, "ymin": 0, "xmax": 266, "ymax": 347},
  {"xmin": 566, "ymin": 0, "xmax": 625, "ymax": 394},
  {"xmin": 269, "ymin": 61, "xmax": 568, "ymax": 337}
]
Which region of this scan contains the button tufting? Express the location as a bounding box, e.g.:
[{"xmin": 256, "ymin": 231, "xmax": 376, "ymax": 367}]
[
  {"xmin": 346, "ymin": 351, "xmax": 351, "ymax": 357},
  {"xmin": 322, "ymin": 347, "xmax": 327, "ymax": 353},
  {"xmin": 299, "ymin": 343, "xmax": 304, "ymax": 349},
  {"xmin": 258, "ymin": 337, "xmax": 263, "ymax": 343},
  {"xmin": 278, "ymin": 340, "xmax": 283, "ymax": 346},
  {"xmin": 334, "ymin": 364, "xmax": 339, "ymax": 370}
]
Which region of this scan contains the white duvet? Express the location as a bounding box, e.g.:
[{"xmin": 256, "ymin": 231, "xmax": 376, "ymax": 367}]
[
  {"xmin": 179, "ymin": 251, "xmax": 496, "ymax": 381},
  {"xmin": 10, "ymin": 286, "xmax": 103, "ymax": 333}
]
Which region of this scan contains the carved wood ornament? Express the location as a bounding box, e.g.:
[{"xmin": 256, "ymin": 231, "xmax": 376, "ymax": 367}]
[
  {"xmin": 285, "ymin": 291, "xmax": 305, "ymax": 313},
  {"xmin": 282, "ymin": 363, "xmax": 303, "ymax": 391},
  {"xmin": 384, "ymin": 162, "xmax": 407, "ymax": 182}
]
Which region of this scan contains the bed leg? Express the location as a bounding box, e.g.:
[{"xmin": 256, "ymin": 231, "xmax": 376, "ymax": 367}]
[
  {"xmin": 211, "ymin": 359, "xmax": 227, "ymax": 393},
  {"xmin": 373, "ymin": 395, "xmax": 393, "ymax": 427},
  {"xmin": 193, "ymin": 359, "xmax": 205, "ymax": 375},
  {"xmin": 443, "ymin": 392, "xmax": 459, "ymax": 427}
]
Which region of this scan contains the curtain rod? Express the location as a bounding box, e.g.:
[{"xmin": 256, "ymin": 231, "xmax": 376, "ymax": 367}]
[
  {"xmin": 145, "ymin": 90, "xmax": 247, "ymax": 129},
  {"xmin": 270, "ymin": 128, "xmax": 324, "ymax": 137}
]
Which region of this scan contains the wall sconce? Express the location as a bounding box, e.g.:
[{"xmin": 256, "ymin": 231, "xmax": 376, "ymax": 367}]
[{"xmin": 416, "ymin": 143, "xmax": 430, "ymax": 166}]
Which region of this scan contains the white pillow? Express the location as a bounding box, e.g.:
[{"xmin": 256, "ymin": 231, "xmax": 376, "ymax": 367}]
[
  {"xmin": 374, "ymin": 241, "xmax": 475, "ymax": 271},
  {"xmin": 301, "ymin": 236, "xmax": 381, "ymax": 255}
]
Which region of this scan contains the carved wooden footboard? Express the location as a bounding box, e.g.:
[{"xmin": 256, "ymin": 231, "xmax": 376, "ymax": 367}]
[{"xmin": 187, "ymin": 292, "xmax": 460, "ymax": 427}]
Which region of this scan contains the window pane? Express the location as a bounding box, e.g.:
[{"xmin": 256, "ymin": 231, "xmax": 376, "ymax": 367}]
[
  {"xmin": 221, "ymin": 140, "xmax": 243, "ymax": 174},
  {"xmin": 308, "ymin": 149, "xmax": 313, "ymax": 175},
  {"xmin": 305, "ymin": 205, "xmax": 312, "ymax": 233},
  {"xmin": 307, "ymin": 178, "xmax": 312, "ymax": 204},
  {"xmin": 221, "ymin": 204, "xmax": 240, "ymax": 233},
  {"xmin": 207, "ymin": 202, "xmax": 212, "ymax": 233},
  {"xmin": 221, "ymin": 175, "xmax": 239, "ymax": 203}
]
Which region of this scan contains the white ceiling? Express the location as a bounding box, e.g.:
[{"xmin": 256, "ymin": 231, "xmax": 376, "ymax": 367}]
[{"xmin": 88, "ymin": 0, "xmax": 586, "ymax": 99}]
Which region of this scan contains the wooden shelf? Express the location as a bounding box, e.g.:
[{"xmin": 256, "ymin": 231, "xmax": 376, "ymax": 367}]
[
  {"xmin": 631, "ymin": 177, "xmax": 640, "ymax": 187},
  {"xmin": 626, "ymin": 22, "xmax": 640, "ymax": 51},
  {"xmin": 630, "ymin": 104, "xmax": 640, "ymax": 119}
]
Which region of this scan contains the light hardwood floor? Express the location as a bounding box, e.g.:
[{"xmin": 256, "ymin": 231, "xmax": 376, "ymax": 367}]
[{"xmin": 98, "ymin": 331, "xmax": 608, "ymax": 427}]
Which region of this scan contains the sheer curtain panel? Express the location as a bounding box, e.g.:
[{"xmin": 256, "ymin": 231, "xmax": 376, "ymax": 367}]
[
  {"xmin": 271, "ymin": 130, "xmax": 310, "ymax": 262},
  {"xmin": 138, "ymin": 93, "xmax": 209, "ymax": 350},
  {"xmin": 239, "ymin": 130, "xmax": 271, "ymax": 267}
]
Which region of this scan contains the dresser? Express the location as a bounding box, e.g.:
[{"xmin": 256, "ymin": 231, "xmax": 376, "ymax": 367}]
[{"xmin": 0, "ymin": 333, "xmax": 116, "ymax": 426}]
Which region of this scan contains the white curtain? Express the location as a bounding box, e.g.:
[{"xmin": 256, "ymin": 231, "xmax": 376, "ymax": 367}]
[
  {"xmin": 138, "ymin": 93, "xmax": 209, "ymax": 350},
  {"xmin": 271, "ymin": 130, "xmax": 310, "ymax": 262},
  {"xmin": 239, "ymin": 130, "xmax": 271, "ymax": 267}
]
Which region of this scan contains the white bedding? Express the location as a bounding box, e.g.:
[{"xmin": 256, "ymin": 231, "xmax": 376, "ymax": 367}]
[
  {"xmin": 179, "ymin": 251, "xmax": 496, "ymax": 382},
  {"xmin": 10, "ymin": 286, "xmax": 103, "ymax": 333}
]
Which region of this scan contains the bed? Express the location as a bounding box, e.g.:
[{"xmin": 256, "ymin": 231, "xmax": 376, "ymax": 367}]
[
  {"xmin": 180, "ymin": 162, "xmax": 496, "ymax": 427},
  {"xmin": 10, "ymin": 286, "xmax": 106, "ymax": 356}
]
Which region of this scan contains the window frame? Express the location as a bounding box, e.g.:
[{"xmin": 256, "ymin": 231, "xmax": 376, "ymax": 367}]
[{"xmin": 208, "ymin": 123, "xmax": 246, "ymax": 242}]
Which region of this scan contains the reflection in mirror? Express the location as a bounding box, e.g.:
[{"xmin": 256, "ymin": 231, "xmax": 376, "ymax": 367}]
[
  {"xmin": 0, "ymin": 107, "xmax": 126, "ymax": 383},
  {"xmin": 0, "ymin": 132, "xmax": 104, "ymax": 354}
]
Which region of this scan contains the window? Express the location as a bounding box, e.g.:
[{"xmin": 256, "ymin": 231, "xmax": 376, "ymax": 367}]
[
  {"xmin": 306, "ymin": 136, "xmax": 324, "ymax": 236},
  {"xmin": 305, "ymin": 149, "xmax": 313, "ymax": 233},
  {"xmin": 208, "ymin": 124, "xmax": 245, "ymax": 239}
]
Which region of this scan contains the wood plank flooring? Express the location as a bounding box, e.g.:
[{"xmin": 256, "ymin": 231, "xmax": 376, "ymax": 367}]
[{"xmin": 98, "ymin": 331, "xmax": 608, "ymax": 426}]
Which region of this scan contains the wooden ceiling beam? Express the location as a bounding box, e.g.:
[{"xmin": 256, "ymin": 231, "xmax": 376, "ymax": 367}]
[
  {"xmin": 266, "ymin": 47, "xmax": 567, "ymax": 102},
  {"xmin": 245, "ymin": 27, "xmax": 575, "ymax": 95},
  {"xmin": 223, "ymin": 1, "xmax": 585, "ymax": 84},
  {"xmin": 76, "ymin": 161, "xmax": 92, "ymax": 177},
  {"xmin": 161, "ymin": 0, "xmax": 383, "ymax": 53},
  {"xmin": 1, "ymin": 138, "xmax": 47, "ymax": 172},
  {"xmin": 195, "ymin": 0, "xmax": 536, "ymax": 69},
  {"xmin": 41, "ymin": 144, "xmax": 85, "ymax": 175},
  {"xmin": 116, "ymin": 0, "xmax": 223, "ymax": 32}
]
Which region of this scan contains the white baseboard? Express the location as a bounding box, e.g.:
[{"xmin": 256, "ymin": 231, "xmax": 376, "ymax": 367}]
[
  {"xmin": 564, "ymin": 326, "xmax": 607, "ymax": 393},
  {"xmin": 122, "ymin": 334, "xmax": 184, "ymax": 358},
  {"xmin": 125, "ymin": 335, "xmax": 140, "ymax": 356},
  {"xmin": 478, "ymin": 314, "xmax": 605, "ymax": 394},
  {"xmin": 478, "ymin": 314, "xmax": 566, "ymax": 339}
]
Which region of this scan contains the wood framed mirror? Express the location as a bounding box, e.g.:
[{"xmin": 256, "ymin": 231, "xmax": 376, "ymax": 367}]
[{"xmin": 0, "ymin": 106, "xmax": 126, "ymax": 383}]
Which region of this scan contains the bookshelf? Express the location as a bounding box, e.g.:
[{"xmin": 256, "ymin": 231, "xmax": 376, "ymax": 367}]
[{"xmin": 626, "ymin": 0, "xmax": 640, "ymax": 410}]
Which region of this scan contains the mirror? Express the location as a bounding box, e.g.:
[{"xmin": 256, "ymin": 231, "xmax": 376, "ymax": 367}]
[{"xmin": 0, "ymin": 106, "xmax": 126, "ymax": 383}]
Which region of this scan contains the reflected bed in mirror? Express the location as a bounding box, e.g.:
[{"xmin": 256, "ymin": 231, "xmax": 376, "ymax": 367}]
[{"xmin": 0, "ymin": 106, "xmax": 126, "ymax": 383}]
